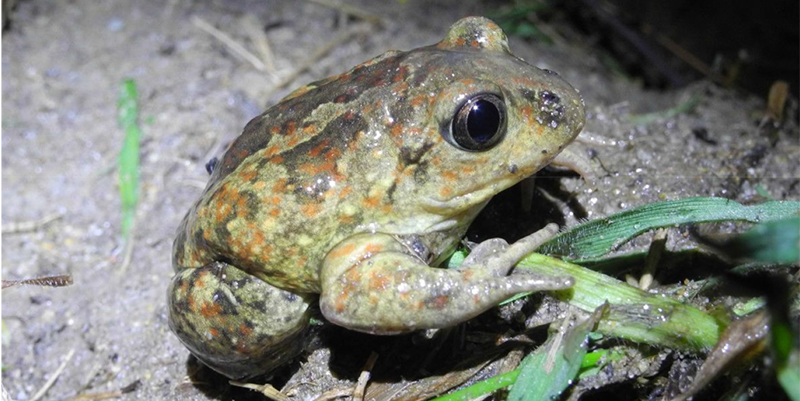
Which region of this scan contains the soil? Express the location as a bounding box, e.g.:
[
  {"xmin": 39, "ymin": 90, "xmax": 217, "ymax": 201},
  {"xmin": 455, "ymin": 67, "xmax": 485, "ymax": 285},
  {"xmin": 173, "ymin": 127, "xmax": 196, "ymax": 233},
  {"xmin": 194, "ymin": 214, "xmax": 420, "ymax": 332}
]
[{"xmin": 2, "ymin": 1, "xmax": 798, "ymax": 400}]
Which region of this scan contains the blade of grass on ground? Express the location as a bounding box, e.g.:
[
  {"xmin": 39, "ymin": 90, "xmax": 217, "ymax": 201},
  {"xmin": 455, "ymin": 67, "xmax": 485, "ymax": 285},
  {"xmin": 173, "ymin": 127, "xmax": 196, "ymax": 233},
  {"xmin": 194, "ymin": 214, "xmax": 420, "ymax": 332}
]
[
  {"xmin": 538, "ymin": 197, "xmax": 800, "ymax": 262},
  {"xmin": 507, "ymin": 305, "xmax": 603, "ymax": 401},
  {"xmin": 118, "ymin": 79, "xmax": 141, "ymax": 241},
  {"xmin": 519, "ymin": 253, "xmax": 721, "ymax": 351},
  {"xmin": 729, "ymin": 217, "xmax": 800, "ymax": 263}
]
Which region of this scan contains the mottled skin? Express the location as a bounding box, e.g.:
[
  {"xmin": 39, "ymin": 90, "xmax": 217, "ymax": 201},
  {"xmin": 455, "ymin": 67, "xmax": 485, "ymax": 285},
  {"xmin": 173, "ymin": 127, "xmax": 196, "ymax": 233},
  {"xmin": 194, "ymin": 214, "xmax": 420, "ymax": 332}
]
[{"xmin": 168, "ymin": 17, "xmax": 586, "ymax": 379}]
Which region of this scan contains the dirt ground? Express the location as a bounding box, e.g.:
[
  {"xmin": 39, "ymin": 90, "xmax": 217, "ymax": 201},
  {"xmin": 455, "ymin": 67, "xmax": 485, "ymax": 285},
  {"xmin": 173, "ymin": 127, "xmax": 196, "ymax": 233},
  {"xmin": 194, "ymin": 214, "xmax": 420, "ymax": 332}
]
[{"xmin": 2, "ymin": 1, "xmax": 798, "ymax": 400}]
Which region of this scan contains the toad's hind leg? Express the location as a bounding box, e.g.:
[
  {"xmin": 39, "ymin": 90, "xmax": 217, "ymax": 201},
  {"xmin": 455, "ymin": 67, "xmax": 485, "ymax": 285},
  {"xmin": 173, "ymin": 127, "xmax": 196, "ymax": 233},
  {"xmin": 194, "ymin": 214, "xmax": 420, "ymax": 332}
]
[{"xmin": 167, "ymin": 261, "xmax": 313, "ymax": 380}]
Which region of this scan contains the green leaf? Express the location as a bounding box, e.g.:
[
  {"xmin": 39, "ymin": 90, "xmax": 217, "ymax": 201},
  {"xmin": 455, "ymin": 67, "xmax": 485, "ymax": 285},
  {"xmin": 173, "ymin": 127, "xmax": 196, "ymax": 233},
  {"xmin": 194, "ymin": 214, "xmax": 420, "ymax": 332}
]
[{"xmin": 538, "ymin": 197, "xmax": 800, "ymax": 261}]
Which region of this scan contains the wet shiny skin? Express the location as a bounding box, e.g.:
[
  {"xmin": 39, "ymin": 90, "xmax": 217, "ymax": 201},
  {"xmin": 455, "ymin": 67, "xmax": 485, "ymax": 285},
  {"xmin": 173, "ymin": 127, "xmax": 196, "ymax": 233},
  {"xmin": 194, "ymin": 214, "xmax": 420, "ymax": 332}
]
[{"xmin": 168, "ymin": 17, "xmax": 585, "ymax": 379}]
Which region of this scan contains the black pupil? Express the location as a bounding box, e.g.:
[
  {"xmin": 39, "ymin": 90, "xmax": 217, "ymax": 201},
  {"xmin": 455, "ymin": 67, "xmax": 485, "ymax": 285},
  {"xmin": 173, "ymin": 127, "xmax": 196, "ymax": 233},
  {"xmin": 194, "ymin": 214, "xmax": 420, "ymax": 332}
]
[{"xmin": 467, "ymin": 99, "xmax": 500, "ymax": 143}]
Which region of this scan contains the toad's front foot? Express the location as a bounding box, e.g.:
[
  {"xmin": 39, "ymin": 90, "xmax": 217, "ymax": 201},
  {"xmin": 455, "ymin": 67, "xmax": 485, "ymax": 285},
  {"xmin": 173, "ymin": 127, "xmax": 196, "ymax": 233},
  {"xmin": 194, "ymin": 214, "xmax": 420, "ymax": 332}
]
[{"xmin": 319, "ymin": 224, "xmax": 573, "ymax": 335}]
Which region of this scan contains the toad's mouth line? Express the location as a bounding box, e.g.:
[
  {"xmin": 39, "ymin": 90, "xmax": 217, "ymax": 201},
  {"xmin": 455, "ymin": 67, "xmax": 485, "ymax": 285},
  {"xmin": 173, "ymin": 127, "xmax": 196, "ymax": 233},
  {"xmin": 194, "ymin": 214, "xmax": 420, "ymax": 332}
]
[{"xmin": 420, "ymin": 159, "xmax": 548, "ymax": 214}]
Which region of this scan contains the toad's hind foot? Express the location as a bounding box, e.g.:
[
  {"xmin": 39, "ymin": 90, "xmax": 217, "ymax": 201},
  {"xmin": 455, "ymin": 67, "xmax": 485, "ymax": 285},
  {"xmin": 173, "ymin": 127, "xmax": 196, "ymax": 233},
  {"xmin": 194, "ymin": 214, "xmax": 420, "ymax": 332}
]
[{"xmin": 168, "ymin": 261, "xmax": 313, "ymax": 379}]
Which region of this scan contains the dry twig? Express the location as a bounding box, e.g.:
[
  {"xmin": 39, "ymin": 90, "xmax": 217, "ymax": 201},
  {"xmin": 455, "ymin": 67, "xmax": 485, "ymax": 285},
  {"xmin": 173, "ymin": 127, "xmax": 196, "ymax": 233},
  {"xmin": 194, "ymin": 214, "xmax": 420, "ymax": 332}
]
[
  {"xmin": 192, "ymin": 16, "xmax": 267, "ymax": 72},
  {"xmin": 2, "ymin": 275, "xmax": 73, "ymax": 289},
  {"xmin": 353, "ymin": 351, "xmax": 379, "ymax": 401},
  {"xmin": 241, "ymin": 15, "xmax": 277, "ymax": 75},
  {"xmin": 30, "ymin": 348, "xmax": 75, "ymax": 401},
  {"xmin": 264, "ymin": 24, "xmax": 370, "ymax": 99},
  {"xmin": 2, "ymin": 212, "xmax": 63, "ymax": 234},
  {"xmin": 229, "ymin": 381, "xmax": 289, "ymax": 401},
  {"xmin": 305, "ymin": 0, "xmax": 383, "ymax": 25}
]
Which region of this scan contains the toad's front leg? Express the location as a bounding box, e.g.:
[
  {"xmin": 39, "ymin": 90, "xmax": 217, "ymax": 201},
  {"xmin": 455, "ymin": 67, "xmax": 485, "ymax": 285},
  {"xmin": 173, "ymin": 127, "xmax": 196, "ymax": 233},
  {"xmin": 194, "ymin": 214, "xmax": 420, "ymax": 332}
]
[{"xmin": 319, "ymin": 225, "xmax": 573, "ymax": 335}]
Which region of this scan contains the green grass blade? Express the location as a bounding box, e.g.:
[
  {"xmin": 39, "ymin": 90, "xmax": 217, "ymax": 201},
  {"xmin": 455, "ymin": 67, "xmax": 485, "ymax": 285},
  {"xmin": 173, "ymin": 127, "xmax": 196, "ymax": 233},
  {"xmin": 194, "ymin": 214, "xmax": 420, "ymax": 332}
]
[
  {"xmin": 778, "ymin": 350, "xmax": 800, "ymax": 401},
  {"xmin": 429, "ymin": 370, "xmax": 520, "ymax": 401},
  {"xmin": 519, "ymin": 253, "xmax": 721, "ymax": 351},
  {"xmin": 628, "ymin": 94, "xmax": 701, "ymax": 125},
  {"xmin": 507, "ymin": 306, "xmax": 602, "ymax": 401},
  {"xmin": 538, "ymin": 197, "xmax": 800, "ymax": 261},
  {"xmin": 117, "ymin": 79, "xmax": 141, "ymax": 240},
  {"xmin": 732, "ymin": 217, "xmax": 800, "ymax": 263}
]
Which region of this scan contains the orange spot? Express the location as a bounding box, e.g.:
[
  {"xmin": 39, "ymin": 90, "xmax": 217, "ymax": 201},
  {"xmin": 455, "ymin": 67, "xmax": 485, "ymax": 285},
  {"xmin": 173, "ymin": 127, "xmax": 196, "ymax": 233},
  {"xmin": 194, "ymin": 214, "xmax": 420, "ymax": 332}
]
[
  {"xmin": 338, "ymin": 185, "xmax": 353, "ymax": 199},
  {"xmin": 271, "ymin": 155, "xmax": 284, "ymax": 164},
  {"xmin": 302, "ymin": 124, "xmax": 317, "ymax": 135},
  {"xmin": 316, "ymin": 161, "xmax": 336, "ymax": 174},
  {"xmin": 391, "ymin": 67, "xmax": 406, "ymax": 83},
  {"xmin": 324, "ymin": 148, "xmax": 342, "ymax": 162},
  {"xmin": 441, "ymin": 171, "xmax": 458, "ymax": 181},
  {"xmin": 252, "ymin": 230, "xmax": 266, "ymax": 246},
  {"xmin": 521, "ymin": 105, "xmax": 533, "ymax": 122},
  {"xmin": 430, "ymin": 295, "xmax": 449, "ymax": 309},
  {"xmin": 239, "ymin": 170, "xmax": 257, "ymax": 181},
  {"xmin": 235, "ymin": 149, "xmax": 251, "ymax": 160},
  {"xmin": 259, "ymin": 244, "xmax": 273, "ymax": 263},
  {"xmin": 391, "ymin": 124, "xmax": 403, "ymax": 137},
  {"xmin": 363, "ymin": 243, "xmax": 384, "ymax": 255},
  {"xmin": 362, "ymin": 195, "xmax": 381, "ymax": 208},
  {"xmin": 269, "ymin": 208, "xmax": 280, "ymax": 217},
  {"xmin": 339, "ymin": 214, "xmax": 354, "ymax": 225},
  {"xmin": 272, "ymin": 178, "xmax": 288, "ymax": 193},
  {"xmin": 285, "ymin": 121, "xmax": 297, "ymax": 136},
  {"xmin": 195, "ymin": 270, "xmax": 208, "ymax": 288},
  {"xmin": 209, "ymin": 328, "xmax": 219, "ymax": 338},
  {"xmin": 298, "ymin": 163, "xmax": 318, "ymax": 175},
  {"xmin": 254, "ymin": 181, "xmax": 266, "ymax": 190},
  {"xmin": 297, "ymin": 255, "xmax": 308, "ymax": 268},
  {"xmin": 200, "ymin": 301, "xmax": 222, "ymax": 317},
  {"xmin": 287, "ymin": 136, "xmax": 300, "ymax": 147},
  {"xmin": 368, "ymin": 271, "xmax": 389, "ymax": 290},
  {"xmin": 368, "ymin": 294, "xmax": 379, "ymax": 305},
  {"xmin": 265, "ymin": 145, "xmax": 280, "ymax": 157},
  {"xmin": 301, "ymin": 203, "xmax": 321, "ymax": 218},
  {"xmin": 329, "ymin": 243, "xmax": 357, "ymax": 259},
  {"xmin": 334, "ymin": 294, "xmax": 347, "ymax": 313},
  {"xmin": 308, "ymin": 139, "xmax": 330, "ymax": 157},
  {"xmin": 439, "ymin": 187, "xmax": 453, "ymax": 197},
  {"xmin": 239, "ymin": 324, "xmax": 253, "ymax": 337}
]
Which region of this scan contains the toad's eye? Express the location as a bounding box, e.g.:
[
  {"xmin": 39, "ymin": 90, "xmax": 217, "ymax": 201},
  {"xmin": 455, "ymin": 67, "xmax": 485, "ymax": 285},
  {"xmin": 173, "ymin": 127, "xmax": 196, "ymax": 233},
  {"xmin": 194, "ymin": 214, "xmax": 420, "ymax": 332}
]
[{"xmin": 451, "ymin": 93, "xmax": 506, "ymax": 151}]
